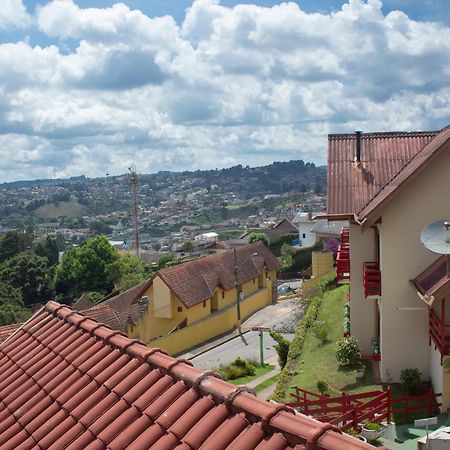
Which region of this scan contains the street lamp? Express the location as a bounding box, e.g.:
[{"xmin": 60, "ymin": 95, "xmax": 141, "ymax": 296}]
[{"xmin": 234, "ymin": 249, "xmax": 258, "ymax": 334}]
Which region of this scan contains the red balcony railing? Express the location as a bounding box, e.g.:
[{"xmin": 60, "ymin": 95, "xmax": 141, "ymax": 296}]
[
  {"xmin": 429, "ymin": 307, "xmax": 450, "ymax": 357},
  {"xmin": 336, "ymin": 227, "xmax": 350, "ymax": 282},
  {"xmin": 363, "ymin": 262, "xmax": 381, "ymax": 297}
]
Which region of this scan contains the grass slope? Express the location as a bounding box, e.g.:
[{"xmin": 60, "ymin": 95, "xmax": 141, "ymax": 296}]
[
  {"xmin": 228, "ymin": 364, "xmax": 275, "ymax": 385},
  {"xmin": 34, "ymin": 200, "xmax": 87, "ymax": 219},
  {"xmin": 277, "ymin": 285, "xmax": 381, "ymax": 403}
]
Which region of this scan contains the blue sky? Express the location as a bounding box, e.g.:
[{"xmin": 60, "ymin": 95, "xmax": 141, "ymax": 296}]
[{"xmin": 0, "ymin": 0, "xmax": 449, "ymax": 182}]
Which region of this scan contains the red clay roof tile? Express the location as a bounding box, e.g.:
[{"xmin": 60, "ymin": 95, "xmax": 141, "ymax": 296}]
[
  {"xmin": 0, "ymin": 301, "xmax": 385, "ymax": 450},
  {"xmin": 157, "ymin": 242, "xmax": 280, "ymax": 308}
]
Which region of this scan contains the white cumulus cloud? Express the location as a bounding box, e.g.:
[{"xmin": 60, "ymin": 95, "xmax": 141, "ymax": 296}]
[{"xmin": 0, "ymin": 0, "xmax": 448, "ymax": 182}]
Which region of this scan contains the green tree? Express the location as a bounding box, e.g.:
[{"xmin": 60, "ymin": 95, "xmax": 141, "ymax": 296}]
[
  {"xmin": 34, "ymin": 235, "xmax": 59, "ymax": 266},
  {"xmin": 269, "ymin": 330, "xmax": 290, "ymax": 369},
  {"xmin": 0, "ymin": 253, "xmax": 54, "ymax": 306},
  {"xmin": 248, "ymin": 232, "xmax": 270, "ymax": 247},
  {"xmin": 55, "ymin": 236, "xmax": 119, "ymax": 301},
  {"xmin": 106, "ymin": 252, "xmax": 150, "ymax": 292},
  {"xmin": 157, "ymin": 253, "xmax": 176, "ymax": 269},
  {"xmin": 180, "ymin": 240, "xmax": 194, "ymax": 253},
  {"xmin": 0, "ymin": 231, "xmax": 33, "ymax": 262},
  {"xmin": 0, "ymin": 283, "xmax": 31, "ymax": 325}
]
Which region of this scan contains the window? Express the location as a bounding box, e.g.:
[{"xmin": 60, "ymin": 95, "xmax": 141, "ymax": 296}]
[
  {"xmin": 203, "ymin": 301, "xmax": 206, "ymax": 308},
  {"xmin": 302, "ymin": 233, "xmax": 306, "ymax": 239},
  {"xmin": 222, "ymin": 291, "xmax": 225, "ymax": 299},
  {"xmin": 177, "ymin": 306, "xmax": 182, "ymax": 312},
  {"xmin": 253, "ymin": 278, "xmax": 256, "ymax": 284}
]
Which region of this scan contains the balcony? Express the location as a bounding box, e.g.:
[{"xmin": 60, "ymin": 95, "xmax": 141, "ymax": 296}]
[
  {"xmin": 363, "ymin": 262, "xmax": 381, "ymax": 298},
  {"xmin": 336, "ymin": 227, "xmax": 350, "ymax": 283},
  {"xmin": 429, "ymin": 307, "xmax": 450, "ymax": 358}
]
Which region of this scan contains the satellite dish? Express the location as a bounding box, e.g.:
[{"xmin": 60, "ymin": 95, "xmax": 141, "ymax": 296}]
[{"xmin": 420, "ymin": 219, "xmax": 450, "ymax": 255}]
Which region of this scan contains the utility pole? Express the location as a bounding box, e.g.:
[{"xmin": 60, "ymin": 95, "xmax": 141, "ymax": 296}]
[
  {"xmin": 129, "ymin": 165, "xmax": 140, "ymax": 259},
  {"xmin": 234, "ymin": 248, "xmax": 242, "ymax": 334}
]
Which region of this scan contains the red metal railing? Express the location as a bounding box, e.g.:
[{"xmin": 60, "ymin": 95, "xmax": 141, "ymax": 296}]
[
  {"xmin": 363, "ymin": 262, "xmax": 381, "ymax": 297},
  {"xmin": 287, "ymin": 386, "xmax": 441, "ymax": 431},
  {"xmin": 336, "ymin": 227, "xmax": 350, "ymax": 282},
  {"xmin": 287, "ymin": 387, "xmax": 391, "ymax": 431},
  {"xmin": 429, "ymin": 308, "xmax": 450, "ymax": 357},
  {"xmin": 392, "ymin": 387, "xmax": 442, "ymax": 424}
]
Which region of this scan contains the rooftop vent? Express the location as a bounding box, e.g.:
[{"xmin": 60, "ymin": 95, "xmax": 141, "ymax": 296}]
[{"xmin": 355, "ymin": 131, "xmax": 362, "ymax": 162}]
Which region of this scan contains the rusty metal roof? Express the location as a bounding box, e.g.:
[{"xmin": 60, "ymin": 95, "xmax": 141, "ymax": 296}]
[{"xmin": 327, "ymin": 130, "xmax": 438, "ymax": 216}]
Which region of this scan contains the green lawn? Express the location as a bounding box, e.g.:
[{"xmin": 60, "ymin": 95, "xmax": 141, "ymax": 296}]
[
  {"xmin": 254, "ymin": 374, "xmax": 280, "ymax": 393},
  {"xmin": 228, "ymin": 364, "xmax": 275, "ymax": 385},
  {"xmin": 280, "ymin": 285, "xmax": 382, "ymax": 403}
]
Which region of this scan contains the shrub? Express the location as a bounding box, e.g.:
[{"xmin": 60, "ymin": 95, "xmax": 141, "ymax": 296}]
[
  {"xmin": 317, "ymin": 380, "xmax": 329, "ymax": 395},
  {"xmin": 234, "ymin": 357, "xmax": 247, "ymax": 368},
  {"xmin": 270, "ymin": 330, "xmax": 290, "ymax": 369},
  {"xmin": 400, "ymin": 368, "xmax": 422, "ymax": 394},
  {"xmin": 218, "ymin": 357, "xmax": 257, "ymax": 380},
  {"xmin": 313, "ymin": 320, "xmax": 330, "ymax": 344},
  {"xmin": 363, "ymin": 423, "xmax": 381, "ymax": 431},
  {"xmin": 336, "ymin": 336, "xmax": 361, "ymax": 368}
]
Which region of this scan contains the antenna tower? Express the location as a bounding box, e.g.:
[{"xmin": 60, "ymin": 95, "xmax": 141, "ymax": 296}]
[{"xmin": 129, "ymin": 164, "xmax": 140, "ymax": 259}]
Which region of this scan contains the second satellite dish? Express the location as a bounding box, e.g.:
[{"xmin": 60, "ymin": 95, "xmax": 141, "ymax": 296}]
[{"xmin": 420, "ymin": 219, "xmax": 450, "ymax": 255}]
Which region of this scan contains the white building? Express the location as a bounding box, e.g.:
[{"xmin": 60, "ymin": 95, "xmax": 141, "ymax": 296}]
[{"xmin": 194, "ymin": 232, "xmax": 219, "ymax": 243}]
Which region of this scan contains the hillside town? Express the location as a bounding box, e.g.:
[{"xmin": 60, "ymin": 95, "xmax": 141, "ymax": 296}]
[{"xmin": 1, "ymin": 0, "xmax": 449, "ymax": 449}]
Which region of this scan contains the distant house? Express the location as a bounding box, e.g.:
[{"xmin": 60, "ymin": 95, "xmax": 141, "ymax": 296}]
[
  {"xmin": 87, "ymin": 242, "xmax": 281, "ymax": 355},
  {"xmin": 323, "ymin": 126, "xmax": 450, "ymax": 410},
  {"xmin": 292, "ymin": 212, "xmax": 319, "ymax": 247},
  {"xmin": 194, "ymin": 231, "xmax": 219, "ymax": 242},
  {"xmin": 0, "ymin": 301, "xmax": 377, "ymax": 449},
  {"xmin": 293, "ymin": 212, "xmax": 345, "ymax": 247},
  {"xmin": 241, "ymin": 217, "xmax": 297, "ymax": 245}
]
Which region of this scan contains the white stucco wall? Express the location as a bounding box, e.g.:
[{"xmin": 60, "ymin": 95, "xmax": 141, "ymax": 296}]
[
  {"xmin": 298, "ymin": 222, "xmax": 316, "ymax": 247},
  {"xmin": 379, "ymin": 149, "xmax": 450, "ymax": 382}
]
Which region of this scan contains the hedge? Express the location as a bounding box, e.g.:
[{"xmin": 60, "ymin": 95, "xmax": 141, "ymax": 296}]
[{"xmin": 272, "ymin": 272, "xmax": 336, "ymax": 402}]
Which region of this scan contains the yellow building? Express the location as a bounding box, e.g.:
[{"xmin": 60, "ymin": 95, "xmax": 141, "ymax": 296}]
[{"xmin": 89, "ymin": 242, "xmax": 280, "ymax": 355}]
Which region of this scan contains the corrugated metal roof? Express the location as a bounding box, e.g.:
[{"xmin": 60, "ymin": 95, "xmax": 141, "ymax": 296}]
[{"xmin": 327, "ymin": 131, "xmax": 438, "ymax": 215}]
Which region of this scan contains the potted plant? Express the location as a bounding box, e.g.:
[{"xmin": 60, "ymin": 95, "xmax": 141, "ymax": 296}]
[
  {"xmin": 361, "ymin": 422, "xmax": 382, "ymax": 442},
  {"xmin": 355, "ymin": 363, "xmax": 365, "ymax": 379}
]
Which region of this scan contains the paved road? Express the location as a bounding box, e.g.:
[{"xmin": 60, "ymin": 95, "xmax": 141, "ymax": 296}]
[{"xmin": 190, "ymin": 330, "xmax": 294, "ymax": 370}]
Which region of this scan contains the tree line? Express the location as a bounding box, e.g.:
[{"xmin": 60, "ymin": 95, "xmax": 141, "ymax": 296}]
[{"xmin": 0, "ymin": 231, "xmax": 152, "ymax": 326}]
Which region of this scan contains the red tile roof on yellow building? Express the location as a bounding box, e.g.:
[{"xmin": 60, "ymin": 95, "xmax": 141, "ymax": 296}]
[
  {"xmin": 157, "ymin": 242, "xmax": 280, "ymax": 308},
  {"xmin": 0, "ymin": 301, "xmax": 383, "ymax": 449}
]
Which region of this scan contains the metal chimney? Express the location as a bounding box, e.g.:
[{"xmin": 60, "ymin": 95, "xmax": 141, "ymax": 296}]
[{"xmin": 355, "ymin": 131, "xmax": 362, "ymax": 162}]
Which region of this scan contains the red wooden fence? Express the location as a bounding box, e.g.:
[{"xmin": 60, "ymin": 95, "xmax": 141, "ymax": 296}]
[{"xmin": 287, "ymin": 386, "xmax": 441, "ymax": 431}]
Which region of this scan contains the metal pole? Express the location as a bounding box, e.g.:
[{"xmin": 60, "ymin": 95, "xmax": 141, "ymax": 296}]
[
  {"xmin": 259, "ymin": 330, "xmax": 264, "ymax": 367},
  {"xmin": 234, "ymin": 248, "xmax": 242, "ymax": 334}
]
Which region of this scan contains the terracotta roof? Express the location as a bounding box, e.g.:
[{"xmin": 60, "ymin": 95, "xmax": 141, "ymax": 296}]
[
  {"xmin": 84, "ymin": 303, "xmax": 123, "ymax": 331},
  {"xmin": 0, "ymin": 323, "xmax": 22, "ymax": 345},
  {"xmin": 272, "ymin": 218, "xmax": 298, "ymax": 233},
  {"xmin": 412, "ymin": 256, "xmax": 450, "ymax": 304},
  {"xmin": 72, "ymin": 293, "xmax": 95, "ymax": 311},
  {"xmin": 0, "ymin": 301, "xmax": 382, "ymax": 449},
  {"xmin": 98, "ymin": 279, "xmax": 153, "ymax": 330},
  {"xmin": 158, "ymin": 242, "xmax": 281, "ymax": 308},
  {"xmin": 327, "ymin": 130, "xmax": 438, "ymax": 216}
]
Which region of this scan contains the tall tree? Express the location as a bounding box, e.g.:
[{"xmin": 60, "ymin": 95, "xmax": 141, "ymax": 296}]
[
  {"xmin": 34, "ymin": 235, "xmax": 59, "ymax": 266},
  {"xmin": 0, "ymin": 231, "xmax": 33, "ymax": 262},
  {"xmin": 0, "ymin": 253, "xmax": 54, "ymax": 306},
  {"xmin": 0, "ymin": 282, "xmax": 31, "ymax": 326},
  {"xmin": 55, "ymin": 236, "xmax": 119, "ymax": 301}
]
